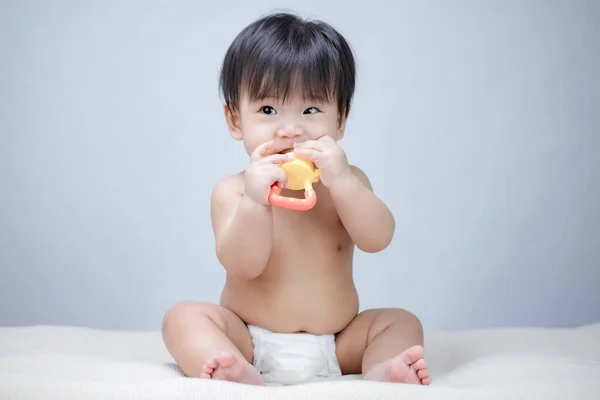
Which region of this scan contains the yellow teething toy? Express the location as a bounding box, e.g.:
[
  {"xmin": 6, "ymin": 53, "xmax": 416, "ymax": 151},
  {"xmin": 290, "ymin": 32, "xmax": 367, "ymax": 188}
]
[{"xmin": 269, "ymin": 152, "xmax": 320, "ymax": 211}]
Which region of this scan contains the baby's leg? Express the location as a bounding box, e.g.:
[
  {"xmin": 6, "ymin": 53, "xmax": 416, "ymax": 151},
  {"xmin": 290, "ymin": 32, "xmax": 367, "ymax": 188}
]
[
  {"xmin": 162, "ymin": 301, "xmax": 263, "ymax": 385},
  {"xmin": 335, "ymin": 308, "xmax": 431, "ymax": 385}
]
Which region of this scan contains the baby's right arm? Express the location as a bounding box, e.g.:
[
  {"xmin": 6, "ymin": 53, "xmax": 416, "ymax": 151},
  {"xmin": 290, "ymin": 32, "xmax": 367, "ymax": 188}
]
[
  {"xmin": 211, "ymin": 177, "xmax": 273, "ymax": 280},
  {"xmin": 211, "ymin": 143, "xmax": 293, "ymax": 280}
]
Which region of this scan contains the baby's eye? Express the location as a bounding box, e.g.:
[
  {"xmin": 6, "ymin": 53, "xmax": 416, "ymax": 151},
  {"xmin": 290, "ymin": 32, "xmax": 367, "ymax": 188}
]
[
  {"xmin": 303, "ymin": 107, "xmax": 319, "ymax": 114},
  {"xmin": 261, "ymin": 106, "xmax": 277, "ymax": 115}
]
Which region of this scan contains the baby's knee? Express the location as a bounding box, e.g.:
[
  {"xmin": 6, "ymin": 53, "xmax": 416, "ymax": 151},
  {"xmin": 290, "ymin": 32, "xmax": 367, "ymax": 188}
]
[
  {"xmin": 383, "ymin": 309, "xmax": 423, "ymax": 333},
  {"xmin": 162, "ymin": 301, "xmax": 226, "ymax": 334}
]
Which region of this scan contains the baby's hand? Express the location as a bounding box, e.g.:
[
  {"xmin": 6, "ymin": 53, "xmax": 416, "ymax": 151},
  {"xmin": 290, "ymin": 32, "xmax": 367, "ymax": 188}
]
[
  {"xmin": 293, "ymin": 136, "xmax": 353, "ymax": 190},
  {"xmin": 244, "ymin": 141, "xmax": 294, "ymax": 206}
]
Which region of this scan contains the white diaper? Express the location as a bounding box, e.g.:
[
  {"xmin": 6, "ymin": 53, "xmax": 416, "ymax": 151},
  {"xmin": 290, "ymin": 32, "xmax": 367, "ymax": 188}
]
[{"xmin": 247, "ymin": 325, "xmax": 342, "ymax": 385}]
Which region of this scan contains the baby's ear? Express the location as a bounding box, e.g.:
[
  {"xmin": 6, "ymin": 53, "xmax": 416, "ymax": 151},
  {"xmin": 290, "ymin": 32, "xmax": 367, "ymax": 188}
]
[{"xmin": 223, "ymin": 103, "xmax": 243, "ymax": 140}]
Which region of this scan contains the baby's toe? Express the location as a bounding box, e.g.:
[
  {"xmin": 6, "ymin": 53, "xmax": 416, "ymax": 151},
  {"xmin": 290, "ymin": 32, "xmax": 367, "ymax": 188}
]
[
  {"xmin": 217, "ymin": 351, "xmax": 237, "ymax": 368},
  {"xmin": 402, "ymin": 345, "xmax": 424, "ymax": 365}
]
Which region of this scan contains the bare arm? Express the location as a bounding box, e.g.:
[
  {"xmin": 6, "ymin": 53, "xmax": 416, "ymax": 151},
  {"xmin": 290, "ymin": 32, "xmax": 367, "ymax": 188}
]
[
  {"xmin": 329, "ymin": 166, "xmax": 395, "ymax": 253},
  {"xmin": 211, "ymin": 176, "xmax": 273, "ymax": 280}
]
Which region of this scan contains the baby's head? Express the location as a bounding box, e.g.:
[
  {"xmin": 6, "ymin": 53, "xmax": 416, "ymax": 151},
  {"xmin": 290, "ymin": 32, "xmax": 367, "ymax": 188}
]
[{"xmin": 219, "ymin": 12, "xmax": 356, "ymax": 155}]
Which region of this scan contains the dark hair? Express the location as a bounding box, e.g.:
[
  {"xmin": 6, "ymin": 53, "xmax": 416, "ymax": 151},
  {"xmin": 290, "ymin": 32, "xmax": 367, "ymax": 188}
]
[{"xmin": 219, "ymin": 12, "xmax": 356, "ymax": 117}]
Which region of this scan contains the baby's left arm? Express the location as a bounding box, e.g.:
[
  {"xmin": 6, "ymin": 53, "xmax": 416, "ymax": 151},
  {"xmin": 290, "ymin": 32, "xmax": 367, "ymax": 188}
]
[{"xmin": 329, "ymin": 165, "xmax": 395, "ymax": 253}]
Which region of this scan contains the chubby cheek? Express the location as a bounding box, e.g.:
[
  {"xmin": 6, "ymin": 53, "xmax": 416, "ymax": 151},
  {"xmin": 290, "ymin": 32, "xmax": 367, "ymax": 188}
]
[
  {"xmin": 240, "ymin": 125, "xmax": 273, "ymax": 155},
  {"xmin": 307, "ymin": 118, "xmax": 339, "ymax": 140},
  {"xmin": 242, "ymin": 136, "xmax": 266, "ymax": 156}
]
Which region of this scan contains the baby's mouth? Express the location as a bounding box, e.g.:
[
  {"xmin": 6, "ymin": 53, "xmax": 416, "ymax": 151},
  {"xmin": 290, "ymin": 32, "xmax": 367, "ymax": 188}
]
[{"xmin": 278, "ymin": 148, "xmax": 294, "ymax": 155}]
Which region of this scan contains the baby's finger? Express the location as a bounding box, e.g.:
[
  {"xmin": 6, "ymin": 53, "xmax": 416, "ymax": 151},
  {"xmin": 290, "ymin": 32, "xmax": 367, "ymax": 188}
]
[
  {"xmin": 250, "ymin": 141, "xmax": 275, "ymax": 162},
  {"xmin": 293, "ymin": 148, "xmax": 321, "ymax": 163},
  {"xmin": 270, "ymin": 138, "xmax": 297, "ymax": 154},
  {"xmin": 271, "ymin": 166, "xmax": 288, "ymax": 188},
  {"xmin": 257, "ymin": 152, "xmax": 294, "ymax": 165},
  {"xmin": 294, "ymin": 140, "xmax": 325, "ymax": 151},
  {"xmin": 260, "ymin": 164, "xmax": 287, "ymax": 188},
  {"xmin": 318, "ymin": 135, "xmax": 336, "ymax": 144}
]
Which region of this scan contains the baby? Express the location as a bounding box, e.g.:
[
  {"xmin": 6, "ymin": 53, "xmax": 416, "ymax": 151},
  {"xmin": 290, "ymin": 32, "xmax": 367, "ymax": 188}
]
[{"xmin": 162, "ymin": 12, "xmax": 431, "ymax": 386}]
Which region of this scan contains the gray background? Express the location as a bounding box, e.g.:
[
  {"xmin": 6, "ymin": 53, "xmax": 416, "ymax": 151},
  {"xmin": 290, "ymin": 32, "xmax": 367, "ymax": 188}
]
[{"xmin": 1, "ymin": 1, "xmax": 599, "ymax": 332}]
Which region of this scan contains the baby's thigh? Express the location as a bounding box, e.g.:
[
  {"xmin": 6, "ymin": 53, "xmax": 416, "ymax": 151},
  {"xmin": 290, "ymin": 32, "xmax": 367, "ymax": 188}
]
[
  {"xmin": 162, "ymin": 300, "xmax": 253, "ymax": 362},
  {"xmin": 335, "ymin": 308, "xmax": 423, "ymax": 374}
]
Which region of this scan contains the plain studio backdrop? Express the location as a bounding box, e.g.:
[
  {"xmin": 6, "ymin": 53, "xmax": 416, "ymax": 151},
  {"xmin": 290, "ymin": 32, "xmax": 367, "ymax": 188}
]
[{"xmin": 1, "ymin": 1, "xmax": 599, "ymax": 332}]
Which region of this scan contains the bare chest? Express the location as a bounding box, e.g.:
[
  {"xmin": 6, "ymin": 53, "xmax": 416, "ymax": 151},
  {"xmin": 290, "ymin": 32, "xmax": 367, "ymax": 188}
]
[{"xmin": 271, "ymin": 187, "xmax": 349, "ymax": 256}]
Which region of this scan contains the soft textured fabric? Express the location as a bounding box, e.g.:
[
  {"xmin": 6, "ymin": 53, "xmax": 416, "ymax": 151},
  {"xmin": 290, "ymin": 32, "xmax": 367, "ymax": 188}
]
[
  {"xmin": 1, "ymin": 323, "xmax": 600, "ymax": 399},
  {"xmin": 248, "ymin": 324, "xmax": 341, "ymax": 385}
]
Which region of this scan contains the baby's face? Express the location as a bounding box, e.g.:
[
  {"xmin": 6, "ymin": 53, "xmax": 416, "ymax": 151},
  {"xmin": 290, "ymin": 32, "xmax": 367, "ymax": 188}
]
[{"xmin": 226, "ymin": 91, "xmax": 345, "ymax": 157}]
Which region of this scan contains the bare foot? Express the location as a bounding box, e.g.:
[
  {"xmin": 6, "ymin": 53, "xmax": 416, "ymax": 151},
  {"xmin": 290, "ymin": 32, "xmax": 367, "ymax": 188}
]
[
  {"xmin": 363, "ymin": 345, "xmax": 431, "ymax": 385},
  {"xmin": 200, "ymin": 351, "xmax": 264, "ymax": 386},
  {"xmin": 199, "ymin": 356, "xmax": 219, "ymax": 379}
]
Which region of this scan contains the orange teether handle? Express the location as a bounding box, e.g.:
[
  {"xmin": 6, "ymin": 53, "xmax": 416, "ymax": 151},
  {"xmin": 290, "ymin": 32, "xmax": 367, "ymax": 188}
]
[{"xmin": 268, "ymin": 185, "xmax": 317, "ymax": 211}]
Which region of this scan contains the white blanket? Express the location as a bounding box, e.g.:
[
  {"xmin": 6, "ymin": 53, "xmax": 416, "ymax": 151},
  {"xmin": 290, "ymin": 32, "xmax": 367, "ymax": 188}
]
[{"xmin": 1, "ymin": 323, "xmax": 599, "ymax": 399}]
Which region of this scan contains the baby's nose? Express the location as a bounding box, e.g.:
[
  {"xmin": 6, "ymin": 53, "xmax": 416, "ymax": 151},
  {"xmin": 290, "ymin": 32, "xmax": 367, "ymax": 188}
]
[{"xmin": 276, "ymin": 123, "xmax": 303, "ymax": 139}]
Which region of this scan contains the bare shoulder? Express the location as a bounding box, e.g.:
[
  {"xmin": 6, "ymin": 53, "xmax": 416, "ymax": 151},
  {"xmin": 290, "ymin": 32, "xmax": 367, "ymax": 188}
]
[
  {"xmin": 211, "ymin": 171, "xmax": 245, "ymax": 200},
  {"xmin": 211, "ymin": 171, "xmax": 245, "ymax": 223},
  {"xmin": 349, "ymin": 165, "xmax": 373, "ymax": 191}
]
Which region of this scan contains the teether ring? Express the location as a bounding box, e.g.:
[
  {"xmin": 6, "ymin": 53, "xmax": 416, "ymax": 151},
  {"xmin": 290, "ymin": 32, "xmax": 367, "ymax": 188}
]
[{"xmin": 268, "ymin": 152, "xmax": 320, "ymax": 211}]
